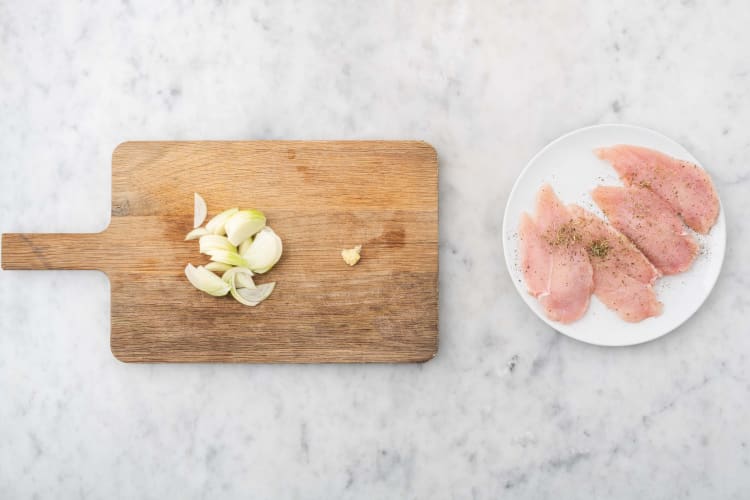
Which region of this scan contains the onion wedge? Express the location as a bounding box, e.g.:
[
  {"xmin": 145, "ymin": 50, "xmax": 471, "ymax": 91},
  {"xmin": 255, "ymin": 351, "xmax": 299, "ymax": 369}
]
[
  {"xmin": 221, "ymin": 267, "xmax": 256, "ymax": 289},
  {"xmin": 199, "ymin": 235, "xmax": 236, "ymax": 255},
  {"xmin": 230, "ymin": 274, "xmax": 275, "ymax": 306},
  {"xmin": 204, "ymin": 261, "xmax": 233, "ymax": 273},
  {"xmin": 205, "ymin": 207, "xmax": 239, "ymax": 235},
  {"xmin": 185, "ymin": 227, "xmax": 210, "ymax": 241},
  {"xmin": 238, "ymin": 237, "xmax": 253, "ymax": 256},
  {"xmin": 225, "ymin": 209, "xmax": 266, "ymax": 246},
  {"xmin": 242, "ymin": 226, "xmax": 283, "ymax": 274},
  {"xmin": 207, "ymin": 250, "xmax": 248, "ymax": 267},
  {"xmin": 184, "ymin": 263, "xmax": 230, "ymax": 296},
  {"xmin": 194, "ymin": 192, "xmax": 208, "ymax": 228},
  {"xmin": 223, "ymin": 267, "xmax": 274, "ymax": 306},
  {"xmin": 233, "ymin": 283, "xmax": 275, "ymax": 306}
]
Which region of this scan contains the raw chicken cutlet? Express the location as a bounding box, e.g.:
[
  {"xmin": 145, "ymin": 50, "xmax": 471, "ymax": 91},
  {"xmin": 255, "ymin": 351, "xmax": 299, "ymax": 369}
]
[
  {"xmin": 568, "ymin": 205, "xmax": 662, "ymax": 322},
  {"xmin": 592, "ymin": 185, "xmax": 698, "ymax": 275},
  {"xmin": 595, "ymin": 144, "xmax": 719, "ymax": 234},
  {"xmin": 519, "ymin": 185, "xmax": 593, "ymax": 324}
]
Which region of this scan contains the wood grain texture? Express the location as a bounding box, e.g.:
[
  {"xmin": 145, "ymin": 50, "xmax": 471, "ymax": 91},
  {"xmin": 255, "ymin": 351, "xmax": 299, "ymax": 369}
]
[{"xmin": 1, "ymin": 141, "xmax": 439, "ymax": 363}]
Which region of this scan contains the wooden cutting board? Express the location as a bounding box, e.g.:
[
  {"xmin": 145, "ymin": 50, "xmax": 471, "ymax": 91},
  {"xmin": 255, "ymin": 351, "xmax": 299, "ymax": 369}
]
[{"xmin": 1, "ymin": 141, "xmax": 438, "ymax": 363}]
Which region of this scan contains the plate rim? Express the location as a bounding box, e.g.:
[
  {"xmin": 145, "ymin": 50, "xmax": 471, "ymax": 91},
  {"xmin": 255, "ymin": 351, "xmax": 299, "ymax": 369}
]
[{"xmin": 501, "ymin": 123, "xmax": 727, "ymax": 347}]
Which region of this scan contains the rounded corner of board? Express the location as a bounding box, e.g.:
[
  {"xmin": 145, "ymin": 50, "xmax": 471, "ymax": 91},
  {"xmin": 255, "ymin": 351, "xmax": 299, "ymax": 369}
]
[
  {"xmin": 414, "ymin": 344, "xmax": 439, "ymax": 364},
  {"xmin": 414, "ymin": 141, "xmax": 438, "ymax": 162},
  {"xmin": 109, "ymin": 343, "xmax": 133, "ymax": 364},
  {"xmin": 112, "ymin": 141, "xmax": 137, "ymax": 162}
]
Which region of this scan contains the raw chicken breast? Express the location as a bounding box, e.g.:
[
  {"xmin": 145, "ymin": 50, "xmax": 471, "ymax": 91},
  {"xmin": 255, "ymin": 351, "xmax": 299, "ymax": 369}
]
[
  {"xmin": 568, "ymin": 205, "xmax": 662, "ymax": 322},
  {"xmin": 592, "ymin": 185, "xmax": 698, "ymax": 275},
  {"xmin": 519, "ymin": 185, "xmax": 593, "ymax": 324},
  {"xmin": 595, "ymin": 144, "xmax": 719, "ymax": 234},
  {"xmin": 518, "ymin": 213, "xmax": 549, "ymax": 297}
]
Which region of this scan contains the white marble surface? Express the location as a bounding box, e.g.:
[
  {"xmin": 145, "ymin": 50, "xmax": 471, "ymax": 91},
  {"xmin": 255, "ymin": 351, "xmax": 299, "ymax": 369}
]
[{"xmin": 1, "ymin": 1, "xmax": 749, "ymax": 498}]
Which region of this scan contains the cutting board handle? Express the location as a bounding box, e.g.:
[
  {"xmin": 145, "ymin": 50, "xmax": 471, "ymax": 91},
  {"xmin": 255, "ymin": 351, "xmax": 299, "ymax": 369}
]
[{"xmin": 1, "ymin": 232, "xmax": 108, "ymax": 271}]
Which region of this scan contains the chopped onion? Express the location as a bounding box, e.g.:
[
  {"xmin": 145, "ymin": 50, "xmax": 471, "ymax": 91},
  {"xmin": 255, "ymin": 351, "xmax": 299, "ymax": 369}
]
[
  {"xmin": 225, "ymin": 209, "xmax": 266, "ymax": 246},
  {"xmin": 221, "ymin": 266, "xmax": 256, "ymax": 289},
  {"xmin": 242, "ymin": 226, "xmax": 283, "ymax": 274},
  {"xmin": 194, "ymin": 193, "xmax": 208, "ymax": 228},
  {"xmin": 234, "ymin": 283, "xmax": 275, "ymax": 306},
  {"xmin": 232, "ymin": 280, "xmax": 275, "ymax": 306},
  {"xmin": 184, "ymin": 263, "xmax": 230, "ymax": 296},
  {"xmin": 199, "ymin": 234, "xmax": 236, "ymax": 255},
  {"xmin": 184, "ymin": 196, "xmax": 278, "ymax": 306},
  {"xmin": 205, "ymin": 261, "xmax": 233, "ymax": 273},
  {"xmin": 236, "ymin": 273, "xmax": 256, "ymax": 289},
  {"xmin": 223, "ymin": 267, "xmax": 273, "ymax": 306},
  {"xmin": 238, "ymin": 237, "xmax": 253, "ymax": 256},
  {"xmin": 207, "ymin": 250, "xmax": 248, "ymax": 267},
  {"xmin": 205, "ymin": 207, "xmax": 239, "ymax": 235},
  {"xmin": 185, "ymin": 227, "xmax": 210, "ymax": 241}
]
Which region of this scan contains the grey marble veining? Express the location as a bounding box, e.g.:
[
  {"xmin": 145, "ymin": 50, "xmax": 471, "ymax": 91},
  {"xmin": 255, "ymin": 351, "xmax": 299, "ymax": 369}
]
[{"xmin": 1, "ymin": 1, "xmax": 749, "ymax": 498}]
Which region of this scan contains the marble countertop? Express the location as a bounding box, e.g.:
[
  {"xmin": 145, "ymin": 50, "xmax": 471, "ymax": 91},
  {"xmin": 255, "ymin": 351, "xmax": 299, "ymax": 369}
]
[{"xmin": 1, "ymin": 1, "xmax": 749, "ymax": 498}]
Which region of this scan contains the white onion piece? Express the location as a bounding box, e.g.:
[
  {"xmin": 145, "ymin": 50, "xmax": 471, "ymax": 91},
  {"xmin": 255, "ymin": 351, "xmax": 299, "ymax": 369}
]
[
  {"xmin": 225, "ymin": 209, "xmax": 266, "ymax": 246},
  {"xmin": 242, "ymin": 226, "xmax": 282, "ymax": 274},
  {"xmin": 238, "ymin": 237, "xmax": 253, "ymax": 256},
  {"xmin": 232, "ymin": 281, "xmax": 275, "ymax": 306},
  {"xmin": 199, "ymin": 235, "xmax": 236, "ymax": 255},
  {"xmin": 207, "ymin": 250, "xmax": 248, "ymax": 267},
  {"xmin": 184, "ymin": 263, "xmax": 230, "ymax": 296},
  {"xmin": 236, "ymin": 273, "xmax": 256, "ymax": 289},
  {"xmin": 194, "ymin": 192, "xmax": 207, "ymax": 228},
  {"xmin": 223, "ymin": 267, "xmax": 273, "ymax": 306},
  {"xmin": 185, "ymin": 227, "xmax": 210, "ymax": 241},
  {"xmin": 205, "ymin": 207, "xmax": 239, "ymax": 235},
  {"xmin": 221, "ymin": 267, "xmax": 256, "ymax": 288},
  {"xmin": 204, "ymin": 261, "xmax": 233, "ymax": 273}
]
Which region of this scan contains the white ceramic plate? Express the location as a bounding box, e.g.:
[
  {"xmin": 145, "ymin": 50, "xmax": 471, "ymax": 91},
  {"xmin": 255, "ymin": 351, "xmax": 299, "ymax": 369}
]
[{"xmin": 502, "ymin": 124, "xmax": 726, "ymax": 346}]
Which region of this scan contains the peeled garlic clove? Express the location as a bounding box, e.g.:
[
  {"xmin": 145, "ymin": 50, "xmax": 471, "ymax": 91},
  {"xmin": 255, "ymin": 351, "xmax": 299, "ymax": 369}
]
[
  {"xmin": 208, "ymin": 250, "xmax": 248, "ymax": 267},
  {"xmin": 194, "ymin": 192, "xmax": 208, "ymax": 228},
  {"xmin": 238, "ymin": 237, "xmax": 253, "ymax": 256},
  {"xmin": 205, "ymin": 261, "xmax": 233, "ymax": 273},
  {"xmin": 205, "ymin": 207, "xmax": 239, "ymax": 235},
  {"xmin": 242, "ymin": 226, "xmax": 282, "ymax": 274},
  {"xmin": 232, "ymin": 282, "xmax": 275, "ymax": 306},
  {"xmin": 225, "ymin": 209, "xmax": 266, "ymax": 246},
  {"xmin": 341, "ymin": 245, "xmax": 362, "ymax": 266},
  {"xmin": 185, "ymin": 227, "xmax": 210, "ymax": 241},
  {"xmin": 199, "ymin": 234, "xmax": 236, "ymax": 254},
  {"xmin": 184, "ymin": 263, "xmax": 230, "ymax": 296}
]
